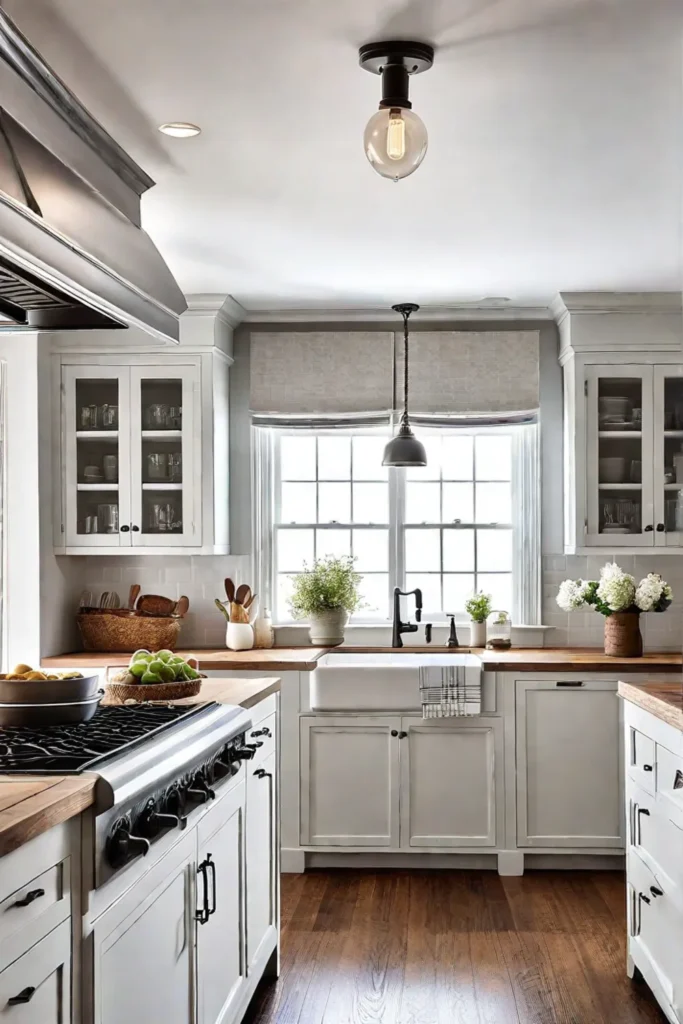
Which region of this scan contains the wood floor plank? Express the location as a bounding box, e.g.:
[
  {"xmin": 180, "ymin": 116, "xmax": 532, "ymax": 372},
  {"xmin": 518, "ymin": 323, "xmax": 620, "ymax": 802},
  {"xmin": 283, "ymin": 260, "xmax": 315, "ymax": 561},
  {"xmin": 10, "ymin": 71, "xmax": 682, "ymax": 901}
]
[{"xmin": 244, "ymin": 870, "xmax": 666, "ymax": 1024}]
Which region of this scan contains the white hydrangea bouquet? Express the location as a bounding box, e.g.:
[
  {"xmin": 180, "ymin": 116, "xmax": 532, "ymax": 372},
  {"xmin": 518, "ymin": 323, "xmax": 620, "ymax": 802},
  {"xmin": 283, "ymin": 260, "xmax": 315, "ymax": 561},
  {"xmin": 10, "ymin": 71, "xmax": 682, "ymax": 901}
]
[{"xmin": 556, "ymin": 563, "xmax": 672, "ymax": 657}]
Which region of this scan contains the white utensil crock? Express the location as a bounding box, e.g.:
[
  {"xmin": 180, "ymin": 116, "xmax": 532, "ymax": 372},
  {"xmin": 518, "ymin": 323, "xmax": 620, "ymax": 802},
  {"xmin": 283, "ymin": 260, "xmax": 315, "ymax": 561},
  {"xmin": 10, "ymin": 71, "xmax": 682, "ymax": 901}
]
[{"xmin": 226, "ymin": 622, "xmax": 254, "ymax": 651}]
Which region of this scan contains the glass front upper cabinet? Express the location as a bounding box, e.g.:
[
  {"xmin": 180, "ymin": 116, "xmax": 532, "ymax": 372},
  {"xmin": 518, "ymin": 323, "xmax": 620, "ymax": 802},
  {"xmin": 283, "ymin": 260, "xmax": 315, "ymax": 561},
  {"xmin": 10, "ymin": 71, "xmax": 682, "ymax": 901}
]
[
  {"xmin": 654, "ymin": 366, "xmax": 683, "ymax": 547},
  {"xmin": 62, "ymin": 364, "xmax": 200, "ymax": 550},
  {"xmin": 585, "ymin": 366, "xmax": 654, "ymax": 547}
]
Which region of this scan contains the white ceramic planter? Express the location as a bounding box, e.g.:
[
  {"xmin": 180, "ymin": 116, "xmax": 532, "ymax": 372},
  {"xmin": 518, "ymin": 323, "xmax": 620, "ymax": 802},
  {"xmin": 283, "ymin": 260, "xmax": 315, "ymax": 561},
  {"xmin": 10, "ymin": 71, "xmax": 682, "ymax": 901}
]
[
  {"xmin": 308, "ymin": 608, "xmax": 348, "ymax": 646},
  {"xmin": 469, "ymin": 620, "xmax": 487, "ymax": 647},
  {"xmin": 226, "ymin": 622, "xmax": 255, "ymax": 651}
]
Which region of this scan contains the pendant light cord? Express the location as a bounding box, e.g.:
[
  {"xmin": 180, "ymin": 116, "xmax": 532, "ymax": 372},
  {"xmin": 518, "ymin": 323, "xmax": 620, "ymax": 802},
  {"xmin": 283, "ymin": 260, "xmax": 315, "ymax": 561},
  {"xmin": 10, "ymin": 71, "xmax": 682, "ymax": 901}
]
[{"xmin": 402, "ymin": 308, "xmax": 410, "ymax": 421}]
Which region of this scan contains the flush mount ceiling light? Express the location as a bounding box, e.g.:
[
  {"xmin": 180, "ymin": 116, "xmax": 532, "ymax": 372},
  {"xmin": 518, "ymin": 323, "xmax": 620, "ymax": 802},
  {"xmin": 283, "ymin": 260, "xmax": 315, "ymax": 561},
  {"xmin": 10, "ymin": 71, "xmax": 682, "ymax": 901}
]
[
  {"xmin": 383, "ymin": 303, "xmax": 427, "ymax": 468},
  {"xmin": 359, "ymin": 40, "xmax": 434, "ymax": 182},
  {"xmin": 158, "ymin": 122, "xmax": 201, "ymax": 138}
]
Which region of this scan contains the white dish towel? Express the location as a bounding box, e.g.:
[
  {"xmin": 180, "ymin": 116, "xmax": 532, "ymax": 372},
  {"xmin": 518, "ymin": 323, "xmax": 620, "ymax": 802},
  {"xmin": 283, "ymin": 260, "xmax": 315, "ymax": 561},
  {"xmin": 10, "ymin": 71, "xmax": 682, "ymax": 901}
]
[{"xmin": 419, "ymin": 664, "xmax": 481, "ymax": 718}]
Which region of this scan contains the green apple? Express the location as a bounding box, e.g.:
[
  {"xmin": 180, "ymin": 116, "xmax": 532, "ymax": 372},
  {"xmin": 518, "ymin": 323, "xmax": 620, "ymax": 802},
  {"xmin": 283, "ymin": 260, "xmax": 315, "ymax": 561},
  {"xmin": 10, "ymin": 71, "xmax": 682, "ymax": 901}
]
[
  {"xmin": 141, "ymin": 670, "xmax": 161, "ymax": 684},
  {"xmin": 128, "ymin": 660, "xmax": 148, "ymax": 679}
]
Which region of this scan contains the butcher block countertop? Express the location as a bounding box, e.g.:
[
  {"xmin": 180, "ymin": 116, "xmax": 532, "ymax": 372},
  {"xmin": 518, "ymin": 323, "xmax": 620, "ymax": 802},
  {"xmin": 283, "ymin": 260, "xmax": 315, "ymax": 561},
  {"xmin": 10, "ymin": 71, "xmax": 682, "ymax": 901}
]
[
  {"xmin": 42, "ymin": 648, "xmax": 326, "ymax": 672},
  {"xmin": 1, "ymin": 675, "xmax": 280, "ymax": 857},
  {"xmin": 0, "ymin": 776, "xmax": 96, "ymax": 858},
  {"xmin": 618, "ymin": 679, "xmax": 683, "ymax": 731},
  {"xmin": 43, "ymin": 646, "xmax": 682, "ymax": 673}
]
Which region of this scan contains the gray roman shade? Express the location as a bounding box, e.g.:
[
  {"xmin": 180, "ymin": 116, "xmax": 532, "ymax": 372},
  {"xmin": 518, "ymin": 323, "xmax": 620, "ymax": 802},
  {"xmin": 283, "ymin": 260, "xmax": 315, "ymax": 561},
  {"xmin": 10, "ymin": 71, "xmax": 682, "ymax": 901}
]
[
  {"xmin": 250, "ymin": 331, "xmax": 394, "ymax": 421},
  {"xmin": 401, "ymin": 331, "xmax": 540, "ymax": 416}
]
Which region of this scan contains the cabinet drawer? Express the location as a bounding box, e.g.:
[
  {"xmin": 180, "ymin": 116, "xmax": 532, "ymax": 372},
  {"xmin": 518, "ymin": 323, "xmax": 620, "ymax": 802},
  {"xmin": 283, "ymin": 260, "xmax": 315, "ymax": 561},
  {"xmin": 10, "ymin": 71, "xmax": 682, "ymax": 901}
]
[
  {"xmin": 628, "ymin": 783, "xmax": 683, "ymax": 904},
  {"xmin": 629, "ymin": 849, "xmax": 683, "ymax": 1019},
  {"xmin": 628, "ymin": 727, "xmax": 656, "ymax": 795},
  {"xmin": 656, "ymin": 743, "xmax": 683, "ymax": 824},
  {"xmin": 0, "ymin": 919, "xmax": 71, "ymax": 1022},
  {"xmin": 0, "ymin": 862, "xmax": 69, "ymax": 967},
  {"xmin": 247, "ymin": 714, "xmax": 276, "ymax": 768}
]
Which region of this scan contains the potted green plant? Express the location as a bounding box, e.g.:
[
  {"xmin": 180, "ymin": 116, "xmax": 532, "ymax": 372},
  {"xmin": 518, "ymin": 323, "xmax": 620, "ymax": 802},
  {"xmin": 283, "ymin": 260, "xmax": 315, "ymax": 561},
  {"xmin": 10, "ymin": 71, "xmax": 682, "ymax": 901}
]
[
  {"xmin": 556, "ymin": 563, "xmax": 672, "ymax": 657},
  {"xmin": 290, "ymin": 555, "xmax": 363, "ymax": 646},
  {"xmin": 465, "ymin": 592, "xmax": 492, "ymax": 647}
]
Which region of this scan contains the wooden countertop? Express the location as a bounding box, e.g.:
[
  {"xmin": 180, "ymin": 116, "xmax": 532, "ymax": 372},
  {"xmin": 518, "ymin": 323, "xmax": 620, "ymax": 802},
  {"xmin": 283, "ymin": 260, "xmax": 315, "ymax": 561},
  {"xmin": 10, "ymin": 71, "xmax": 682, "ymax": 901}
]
[
  {"xmin": 0, "ymin": 776, "xmax": 96, "ymax": 858},
  {"xmin": 42, "ymin": 648, "xmax": 325, "ymax": 672},
  {"xmin": 618, "ymin": 679, "xmax": 683, "ymax": 731},
  {"xmin": 102, "ymin": 676, "xmax": 281, "ymax": 709},
  {"xmin": 1, "ymin": 676, "xmax": 280, "ymax": 857},
  {"xmin": 42, "ymin": 646, "xmax": 683, "ymax": 674}
]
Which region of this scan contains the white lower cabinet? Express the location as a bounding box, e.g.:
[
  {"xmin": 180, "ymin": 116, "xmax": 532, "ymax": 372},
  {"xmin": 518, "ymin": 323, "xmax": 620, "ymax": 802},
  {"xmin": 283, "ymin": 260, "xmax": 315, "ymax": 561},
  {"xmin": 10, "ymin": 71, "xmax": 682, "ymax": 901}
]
[
  {"xmin": 516, "ymin": 680, "xmax": 623, "ymax": 848},
  {"xmin": 197, "ymin": 781, "xmax": 247, "ymax": 1024},
  {"xmin": 93, "ymin": 831, "xmax": 195, "ymax": 1024},
  {"xmin": 246, "ymin": 751, "xmax": 278, "ymax": 969},
  {"xmin": 401, "ymin": 719, "xmax": 501, "ymax": 848},
  {"xmin": 0, "ymin": 919, "xmax": 71, "ymax": 1024},
  {"xmin": 300, "ymin": 715, "xmax": 502, "ymax": 850},
  {"xmin": 300, "ymin": 716, "xmax": 401, "ymax": 847}
]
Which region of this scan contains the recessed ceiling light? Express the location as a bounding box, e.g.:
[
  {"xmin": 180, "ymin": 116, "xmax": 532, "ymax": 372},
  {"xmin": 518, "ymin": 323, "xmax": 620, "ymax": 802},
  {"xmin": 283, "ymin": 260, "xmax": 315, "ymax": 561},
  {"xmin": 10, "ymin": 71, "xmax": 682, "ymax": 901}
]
[{"xmin": 158, "ymin": 122, "xmax": 201, "ymax": 138}]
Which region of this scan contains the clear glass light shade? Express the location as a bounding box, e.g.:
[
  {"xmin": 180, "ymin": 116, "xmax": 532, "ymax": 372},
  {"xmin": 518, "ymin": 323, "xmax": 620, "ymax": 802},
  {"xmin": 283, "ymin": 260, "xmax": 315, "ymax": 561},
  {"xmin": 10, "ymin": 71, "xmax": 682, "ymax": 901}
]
[{"xmin": 363, "ymin": 107, "xmax": 428, "ymax": 181}]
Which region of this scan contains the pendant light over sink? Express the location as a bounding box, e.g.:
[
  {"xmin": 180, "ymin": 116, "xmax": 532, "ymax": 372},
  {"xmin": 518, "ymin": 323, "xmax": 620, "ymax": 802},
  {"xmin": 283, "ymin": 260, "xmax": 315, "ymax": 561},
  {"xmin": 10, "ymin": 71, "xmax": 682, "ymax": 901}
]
[
  {"xmin": 359, "ymin": 41, "xmax": 434, "ymax": 182},
  {"xmin": 383, "ymin": 303, "xmax": 427, "ymax": 468}
]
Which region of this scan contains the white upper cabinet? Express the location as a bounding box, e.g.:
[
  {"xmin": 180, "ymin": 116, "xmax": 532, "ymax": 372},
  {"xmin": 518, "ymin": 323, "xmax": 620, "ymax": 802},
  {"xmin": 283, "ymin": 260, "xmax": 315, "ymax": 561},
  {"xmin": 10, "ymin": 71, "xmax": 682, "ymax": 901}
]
[
  {"xmin": 557, "ymin": 292, "xmax": 683, "ymax": 553},
  {"xmin": 56, "ymin": 351, "xmax": 230, "ymax": 555}
]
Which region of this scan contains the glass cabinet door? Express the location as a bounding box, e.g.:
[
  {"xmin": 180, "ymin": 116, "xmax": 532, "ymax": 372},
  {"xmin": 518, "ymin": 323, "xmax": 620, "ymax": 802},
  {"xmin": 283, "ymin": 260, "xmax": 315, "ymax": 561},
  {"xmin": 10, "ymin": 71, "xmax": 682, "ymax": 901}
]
[
  {"xmin": 585, "ymin": 365, "xmax": 654, "ymax": 547},
  {"xmin": 129, "ymin": 365, "xmax": 201, "ymax": 547},
  {"xmin": 63, "ymin": 366, "xmax": 131, "ymax": 548},
  {"xmin": 654, "ymin": 366, "xmax": 683, "ymax": 547}
]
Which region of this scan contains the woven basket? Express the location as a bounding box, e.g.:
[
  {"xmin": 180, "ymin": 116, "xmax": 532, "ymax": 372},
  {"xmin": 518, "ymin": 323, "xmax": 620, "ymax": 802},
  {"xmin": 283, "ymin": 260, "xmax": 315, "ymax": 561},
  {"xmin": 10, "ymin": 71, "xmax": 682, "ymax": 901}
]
[
  {"xmin": 77, "ymin": 612, "xmax": 181, "ymax": 653},
  {"xmin": 604, "ymin": 611, "xmax": 643, "ymax": 658},
  {"xmin": 104, "ymin": 658, "xmax": 204, "ymax": 703}
]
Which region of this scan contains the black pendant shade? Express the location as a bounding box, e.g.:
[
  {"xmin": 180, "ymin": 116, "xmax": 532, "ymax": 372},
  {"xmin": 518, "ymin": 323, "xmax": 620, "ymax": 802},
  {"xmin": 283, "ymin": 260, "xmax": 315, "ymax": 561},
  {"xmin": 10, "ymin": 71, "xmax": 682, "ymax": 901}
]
[{"xmin": 383, "ymin": 302, "xmax": 427, "ymax": 467}]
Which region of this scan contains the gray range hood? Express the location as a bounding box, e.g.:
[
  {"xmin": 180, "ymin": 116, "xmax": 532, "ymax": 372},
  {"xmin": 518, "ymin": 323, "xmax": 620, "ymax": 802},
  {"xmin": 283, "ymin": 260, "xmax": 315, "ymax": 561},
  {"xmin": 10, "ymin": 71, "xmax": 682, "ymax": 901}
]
[{"xmin": 0, "ymin": 8, "xmax": 186, "ymax": 341}]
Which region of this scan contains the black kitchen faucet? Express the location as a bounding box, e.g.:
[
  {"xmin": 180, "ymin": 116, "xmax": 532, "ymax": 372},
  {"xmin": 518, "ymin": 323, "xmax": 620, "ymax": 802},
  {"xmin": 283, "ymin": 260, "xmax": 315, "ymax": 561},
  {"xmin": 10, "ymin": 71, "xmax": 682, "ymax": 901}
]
[{"xmin": 392, "ymin": 587, "xmax": 422, "ymax": 647}]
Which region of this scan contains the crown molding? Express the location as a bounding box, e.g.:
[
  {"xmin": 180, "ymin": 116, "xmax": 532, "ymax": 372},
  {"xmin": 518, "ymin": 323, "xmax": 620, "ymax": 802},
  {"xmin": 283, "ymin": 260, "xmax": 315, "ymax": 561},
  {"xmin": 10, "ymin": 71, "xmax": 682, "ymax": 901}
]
[
  {"xmin": 552, "ymin": 291, "xmax": 683, "ymax": 324},
  {"xmin": 184, "ymin": 294, "xmax": 246, "ymax": 328},
  {"xmin": 240, "ymin": 301, "xmax": 552, "ymax": 324}
]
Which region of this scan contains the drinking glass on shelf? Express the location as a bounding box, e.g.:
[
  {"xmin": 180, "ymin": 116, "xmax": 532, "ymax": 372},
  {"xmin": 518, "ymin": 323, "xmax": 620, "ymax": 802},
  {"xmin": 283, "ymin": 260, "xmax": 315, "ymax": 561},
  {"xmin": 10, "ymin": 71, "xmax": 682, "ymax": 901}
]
[
  {"xmin": 146, "ymin": 453, "xmax": 168, "ymax": 480},
  {"xmin": 145, "ymin": 404, "xmax": 169, "ymax": 429},
  {"xmin": 97, "ymin": 503, "xmax": 119, "ymax": 534},
  {"xmin": 166, "ymin": 406, "xmax": 182, "ymax": 429},
  {"xmin": 100, "ymin": 404, "xmax": 118, "ymax": 429},
  {"xmin": 168, "ymin": 453, "xmax": 182, "ymax": 482}
]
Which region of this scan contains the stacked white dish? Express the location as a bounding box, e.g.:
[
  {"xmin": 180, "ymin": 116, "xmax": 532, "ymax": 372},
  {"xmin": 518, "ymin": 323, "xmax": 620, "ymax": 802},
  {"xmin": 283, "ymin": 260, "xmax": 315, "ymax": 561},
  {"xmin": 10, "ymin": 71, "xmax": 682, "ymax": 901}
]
[{"xmin": 599, "ymin": 456, "xmax": 628, "ymax": 483}]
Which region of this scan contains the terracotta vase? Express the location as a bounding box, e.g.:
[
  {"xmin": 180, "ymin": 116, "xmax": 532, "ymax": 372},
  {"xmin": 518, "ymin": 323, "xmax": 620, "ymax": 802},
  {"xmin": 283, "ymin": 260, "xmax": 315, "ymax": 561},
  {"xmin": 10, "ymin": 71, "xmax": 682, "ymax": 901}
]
[{"xmin": 604, "ymin": 611, "xmax": 642, "ymax": 658}]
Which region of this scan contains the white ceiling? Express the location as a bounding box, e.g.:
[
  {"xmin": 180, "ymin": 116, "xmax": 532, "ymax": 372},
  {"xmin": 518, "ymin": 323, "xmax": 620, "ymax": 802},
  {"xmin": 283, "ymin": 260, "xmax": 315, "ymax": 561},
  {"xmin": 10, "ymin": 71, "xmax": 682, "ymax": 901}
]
[{"xmin": 8, "ymin": 0, "xmax": 683, "ymax": 309}]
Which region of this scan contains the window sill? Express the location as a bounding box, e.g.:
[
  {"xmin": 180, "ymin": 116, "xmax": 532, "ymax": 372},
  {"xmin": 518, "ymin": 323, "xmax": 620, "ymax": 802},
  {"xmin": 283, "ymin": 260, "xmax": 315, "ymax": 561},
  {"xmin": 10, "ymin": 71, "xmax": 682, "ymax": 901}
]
[{"xmin": 274, "ymin": 622, "xmax": 555, "ymax": 648}]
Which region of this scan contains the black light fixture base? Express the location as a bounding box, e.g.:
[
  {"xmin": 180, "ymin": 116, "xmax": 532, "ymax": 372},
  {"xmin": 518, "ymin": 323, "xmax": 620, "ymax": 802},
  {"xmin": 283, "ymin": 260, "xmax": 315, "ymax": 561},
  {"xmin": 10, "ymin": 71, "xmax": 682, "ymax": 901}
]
[
  {"xmin": 359, "ymin": 41, "xmax": 435, "ymax": 76},
  {"xmin": 392, "ymin": 302, "xmax": 420, "ymax": 317}
]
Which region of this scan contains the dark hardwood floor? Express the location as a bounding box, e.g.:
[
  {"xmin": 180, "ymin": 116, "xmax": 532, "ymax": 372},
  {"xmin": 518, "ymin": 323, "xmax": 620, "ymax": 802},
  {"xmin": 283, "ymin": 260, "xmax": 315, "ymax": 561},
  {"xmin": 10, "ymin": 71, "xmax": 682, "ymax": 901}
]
[{"xmin": 245, "ymin": 870, "xmax": 666, "ymax": 1024}]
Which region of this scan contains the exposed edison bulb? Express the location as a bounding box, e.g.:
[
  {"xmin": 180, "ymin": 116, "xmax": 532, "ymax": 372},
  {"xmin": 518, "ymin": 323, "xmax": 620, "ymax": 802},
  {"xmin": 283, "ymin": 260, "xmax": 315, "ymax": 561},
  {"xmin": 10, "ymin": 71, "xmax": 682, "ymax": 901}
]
[{"xmin": 363, "ymin": 106, "xmax": 428, "ymax": 181}]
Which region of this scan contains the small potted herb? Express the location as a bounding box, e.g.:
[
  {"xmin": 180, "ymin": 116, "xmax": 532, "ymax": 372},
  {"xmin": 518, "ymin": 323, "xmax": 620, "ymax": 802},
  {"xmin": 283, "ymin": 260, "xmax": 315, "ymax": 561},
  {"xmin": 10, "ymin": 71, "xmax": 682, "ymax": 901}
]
[
  {"xmin": 290, "ymin": 556, "xmax": 363, "ymax": 646},
  {"xmin": 465, "ymin": 592, "xmax": 492, "ymax": 647}
]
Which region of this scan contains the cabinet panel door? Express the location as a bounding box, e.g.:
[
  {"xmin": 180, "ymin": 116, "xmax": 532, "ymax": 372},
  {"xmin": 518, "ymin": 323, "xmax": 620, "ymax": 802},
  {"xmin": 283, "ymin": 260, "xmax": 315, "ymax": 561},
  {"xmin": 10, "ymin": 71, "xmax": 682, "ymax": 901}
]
[
  {"xmin": 197, "ymin": 781, "xmax": 246, "ymax": 1024},
  {"xmin": 129, "ymin": 364, "xmax": 201, "ymax": 547},
  {"xmin": 400, "ymin": 718, "xmax": 501, "ymax": 848},
  {"xmin": 585, "ymin": 364, "xmax": 654, "ymax": 546},
  {"xmin": 246, "ymin": 751, "xmax": 277, "ymax": 970},
  {"xmin": 0, "ymin": 918, "xmax": 70, "ymax": 1024},
  {"xmin": 300, "ymin": 716, "xmax": 401, "ymax": 847},
  {"xmin": 516, "ymin": 680, "xmax": 624, "ymax": 848},
  {"xmin": 654, "ymin": 365, "xmax": 683, "ymax": 546},
  {"xmin": 94, "ymin": 855, "xmax": 193, "ymax": 1024},
  {"xmin": 62, "ymin": 364, "xmax": 131, "ymax": 548}
]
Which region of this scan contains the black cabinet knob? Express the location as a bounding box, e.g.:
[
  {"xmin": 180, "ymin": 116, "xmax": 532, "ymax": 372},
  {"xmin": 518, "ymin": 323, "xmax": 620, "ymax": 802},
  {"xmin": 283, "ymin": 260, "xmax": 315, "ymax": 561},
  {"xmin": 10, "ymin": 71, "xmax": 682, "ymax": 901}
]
[
  {"xmin": 644, "ymin": 525, "xmax": 654, "ymax": 532},
  {"xmin": 131, "ymin": 524, "xmax": 140, "ymax": 532},
  {"xmin": 8, "ymin": 987, "xmax": 35, "ymax": 1006},
  {"xmin": 650, "ymin": 886, "xmax": 664, "ymax": 898},
  {"xmin": 390, "ymin": 729, "xmax": 398, "ymax": 737},
  {"xmin": 639, "ymin": 893, "xmax": 651, "ymax": 905},
  {"xmin": 12, "ymin": 888, "xmax": 45, "ymax": 908},
  {"xmin": 656, "ymin": 523, "xmax": 665, "ymax": 532},
  {"xmin": 120, "ymin": 525, "xmax": 129, "ymax": 533},
  {"xmin": 398, "ymin": 731, "xmax": 408, "ymax": 739},
  {"xmin": 643, "ymin": 764, "xmax": 653, "ymax": 772}
]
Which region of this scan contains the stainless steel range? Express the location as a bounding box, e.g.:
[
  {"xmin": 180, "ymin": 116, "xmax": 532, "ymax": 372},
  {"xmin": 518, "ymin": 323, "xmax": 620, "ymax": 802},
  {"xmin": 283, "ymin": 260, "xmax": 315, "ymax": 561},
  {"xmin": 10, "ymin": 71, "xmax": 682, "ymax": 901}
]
[{"xmin": 0, "ymin": 700, "xmax": 255, "ymax": 885}]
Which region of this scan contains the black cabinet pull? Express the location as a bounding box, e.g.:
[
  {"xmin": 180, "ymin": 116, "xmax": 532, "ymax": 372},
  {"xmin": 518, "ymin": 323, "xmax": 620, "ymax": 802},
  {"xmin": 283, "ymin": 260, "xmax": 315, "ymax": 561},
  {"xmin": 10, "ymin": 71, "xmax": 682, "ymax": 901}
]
[
  {"xmin": 7, "ymin": 987, "xmax": 35, "ymax": 1006},
  {"xmin": 644, "ymin": 525, "xmax": 654, "ymax": 532},
  {"xmin": 639, "ymin": 893, "xmax": 651, "ymax": 905},
  {"xmin": 390, "ymin": 729, "xmax": 398, "ymax": 737},
  {"xmin": 120, "ymin": 524, "xmax": 129, "ymax": 533},
  {"xmin": 650, "ymin": 886, "xmax": 664, "ymax": 898},
  {"xmin": 196, "ymin": 858, "xmax": 210, "ymax": 924},
  {"xmin": 206, "ymin": 854, "xmax": 217, "ymax": 917},
  {"xmin": 254, "ymin": 768, "xmax": 272, "ymax": 779},
  {"xmin": 131, "ymin": 525, "xmax": 140, "ymax": 532},
  {"xmin": 556, "ymin": 681, "xmax": 584, "ymax": 687},
  {"xmin": 656, "ymin": 523, "xmax": 665, "ymax": 532},
  {"xmin": 13, "ymin": 888, "xmax": 45, "ymax": 908},
  {"xmin": 643, "ymin": 764, "xmax": 653, "ymax": 772},
  {"xmin": 398, "ymin": 731, "xmax": 408, "ymax": 739},
  {"xmin": 251, "ymin": 727, "xmax": 272, "ymax": 738},
  {"xmin": 674, "ymin": 770, "xmax": 683, "ymax": 791}
]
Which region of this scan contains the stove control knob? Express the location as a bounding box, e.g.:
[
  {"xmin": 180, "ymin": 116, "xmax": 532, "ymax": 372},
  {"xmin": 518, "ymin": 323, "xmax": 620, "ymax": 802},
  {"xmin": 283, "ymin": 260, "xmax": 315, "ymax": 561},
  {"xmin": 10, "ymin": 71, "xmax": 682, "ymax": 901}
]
[
  {"xmin": 164, "ymin": 788, "xmax": 188, "ymax": 829},
  {"xmin": 234, "ymin": 745, "xmax": 258, "ymax": 761},
  {"xmin": 213, "ymin": 755, "xmax": 233, "ymax": 779},
  {"xmin": 106, "ymin": 819, "xmax": 151, "ymax": 868},
  {"xmin": 138, "ymin": 799, "xmax": 181, "ymax": 838},
  {"xmin": 186, "ymin": 772, "xmax": 216, "ymax": 804}
]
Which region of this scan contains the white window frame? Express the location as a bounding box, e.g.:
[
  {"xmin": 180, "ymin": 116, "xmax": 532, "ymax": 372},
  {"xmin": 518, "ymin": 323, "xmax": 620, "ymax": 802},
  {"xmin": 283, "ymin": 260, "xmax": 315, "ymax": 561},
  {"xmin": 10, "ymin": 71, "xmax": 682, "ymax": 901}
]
[{"xmin": 256, "ymin": 421, "xmax": 540, "ymax": 626}]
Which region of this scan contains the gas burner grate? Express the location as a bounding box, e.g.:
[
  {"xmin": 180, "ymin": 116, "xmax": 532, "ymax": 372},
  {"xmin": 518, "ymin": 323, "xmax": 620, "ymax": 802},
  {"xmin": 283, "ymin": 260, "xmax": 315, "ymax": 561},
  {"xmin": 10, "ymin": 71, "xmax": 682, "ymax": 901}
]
[{"xmin": 0, "ymin": 703, "xmax": 213, "ymax": 774}]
